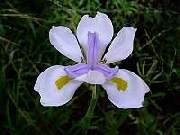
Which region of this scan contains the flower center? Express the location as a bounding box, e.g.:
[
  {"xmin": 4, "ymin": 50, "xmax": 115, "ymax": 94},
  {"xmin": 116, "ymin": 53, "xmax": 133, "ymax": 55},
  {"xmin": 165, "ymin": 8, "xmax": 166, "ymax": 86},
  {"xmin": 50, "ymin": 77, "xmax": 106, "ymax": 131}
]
[{"xmin": 63, "ymin": 32, "xmax": 118, "ymax": 79}]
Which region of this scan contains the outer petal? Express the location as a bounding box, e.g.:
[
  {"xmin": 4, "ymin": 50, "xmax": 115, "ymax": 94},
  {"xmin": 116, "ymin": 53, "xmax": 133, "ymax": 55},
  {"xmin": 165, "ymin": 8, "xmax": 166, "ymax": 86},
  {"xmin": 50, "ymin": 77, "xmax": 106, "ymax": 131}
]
[
  {"xmin": 77, "ymin": 12, "xmax": 113, "ymax": 58},
  {"xmin": 103, "ymin": 27, "xmax": 136, "ymax": 63},
  {"xmin": 102, "ymin": 69, "xmax": 150, "ymax": 108},
  {"xmin": 34, "ymin": 65, "xmax": 82, "ymax": 106},
  {"xmin": 75, "ymin": 70, "xmax": 106, "ymax": 84},
  {"xmin": 49, "ymin": 26, "xmax": 83, "ymax": 62}
]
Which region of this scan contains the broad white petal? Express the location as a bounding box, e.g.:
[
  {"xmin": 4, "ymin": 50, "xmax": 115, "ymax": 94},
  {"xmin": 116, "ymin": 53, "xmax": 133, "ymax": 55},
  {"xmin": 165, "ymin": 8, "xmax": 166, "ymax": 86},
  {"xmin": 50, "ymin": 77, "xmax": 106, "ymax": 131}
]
[
  {"xmin": 102, "ymin": 69, "xmax": 150, "ymax": 108},
  {"xmin": 34, "ymin": 65, "xmax": 82, "ymax": 106},
  {"xmin": 77, "ymin": 12, "xmax": 113, "ymax": 58},
  {"xmin": 49, "ymin": 26, "xmax": 83, "ymax": 62},
  {"xmin": 75, "ymin": 70, "xmax": 106, "ymax": 84},
  {"xmin": 104, "ymin": 27, "xmax": 136, "ymax": 63}
]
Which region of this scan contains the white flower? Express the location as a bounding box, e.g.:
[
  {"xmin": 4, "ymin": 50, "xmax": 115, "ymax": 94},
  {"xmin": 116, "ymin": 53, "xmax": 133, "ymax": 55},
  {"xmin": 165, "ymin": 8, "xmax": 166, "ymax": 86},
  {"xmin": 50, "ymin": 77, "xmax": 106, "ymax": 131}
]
[{"xmin": 34, "ymin": 12, "xmax": 150, "ymax": 108}]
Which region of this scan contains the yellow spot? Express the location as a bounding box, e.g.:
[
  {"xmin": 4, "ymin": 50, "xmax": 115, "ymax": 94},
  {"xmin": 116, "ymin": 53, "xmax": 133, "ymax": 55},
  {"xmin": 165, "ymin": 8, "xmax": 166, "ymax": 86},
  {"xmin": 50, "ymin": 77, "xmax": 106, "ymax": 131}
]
[
  {"xmin": 111, "ymin": 77, "xmax": 128, "ymax": 91},
  {"xmin": 55, "ymin": 76, "xmax": 71, "ymax": 89}
]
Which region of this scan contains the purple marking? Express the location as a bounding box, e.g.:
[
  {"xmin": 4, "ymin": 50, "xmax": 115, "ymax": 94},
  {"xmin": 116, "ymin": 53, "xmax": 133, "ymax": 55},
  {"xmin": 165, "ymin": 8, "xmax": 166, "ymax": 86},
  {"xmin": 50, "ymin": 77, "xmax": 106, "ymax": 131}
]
[
  {"xmin": 87, "ymin": 32, "xmax": 99, "ymax": 69},
  {"xmin": 94, "ymin": 64, "xmax": 118, "ymax": 79},
  {"xmin": 64, "ymin": 31, "xmax": 118, "ymax": 79},
  {"xmin": 64, "ymin": 63, "xmax": 90, "ymax": 78}
]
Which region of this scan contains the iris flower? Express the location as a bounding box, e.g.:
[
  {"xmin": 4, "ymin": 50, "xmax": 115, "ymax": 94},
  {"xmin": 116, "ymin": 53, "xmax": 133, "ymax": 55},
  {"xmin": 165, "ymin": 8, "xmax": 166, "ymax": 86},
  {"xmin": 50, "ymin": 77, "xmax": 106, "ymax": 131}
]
[{"xmin": 34, "ymin": 12, "xmax": 150, "ymax": 108}]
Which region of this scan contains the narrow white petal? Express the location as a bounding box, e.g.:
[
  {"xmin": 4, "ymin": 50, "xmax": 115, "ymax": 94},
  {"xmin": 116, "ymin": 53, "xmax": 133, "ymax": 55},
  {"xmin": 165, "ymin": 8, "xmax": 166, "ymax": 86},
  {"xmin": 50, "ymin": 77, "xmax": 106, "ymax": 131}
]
[
  {"xmin": 49, "ymin": 26, "xmax": 83, "ymax": 62},
  {"xmin": 77, "ymin": 12, "xmax": 113, "ymax": 58},
  {"xmin": 75, "ymin": 70, "xmax": 106, "ymax": 84},
  {"xmin": 102, "ymin": 69, "xmax": 150, "ymax": 108},
  {"xmin": 34, "ymin": 65, "xmax": 82, "ymax": 107},
  {"xmin": 104, "ymin": 27, "xmax": 136, "ymax": 63}
]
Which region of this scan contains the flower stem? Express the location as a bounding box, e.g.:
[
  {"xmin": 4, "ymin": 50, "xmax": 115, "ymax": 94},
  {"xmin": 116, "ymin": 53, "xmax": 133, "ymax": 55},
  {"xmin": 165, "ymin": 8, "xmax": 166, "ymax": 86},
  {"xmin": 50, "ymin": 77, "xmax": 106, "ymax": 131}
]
[
  {"xmin": 85, "ymin": 84, "xmax": 97, "ymax": 118},
  {"xmin": 68, "ymin": 85, "xmax": 98, "ymax": 134},
  {"xmin": 80, "ymin": 84, "xmax": 98, "ymax": 130},
  {"xmin": 68, "ymin": 85, "xmax": 99, "ymax": 134}
]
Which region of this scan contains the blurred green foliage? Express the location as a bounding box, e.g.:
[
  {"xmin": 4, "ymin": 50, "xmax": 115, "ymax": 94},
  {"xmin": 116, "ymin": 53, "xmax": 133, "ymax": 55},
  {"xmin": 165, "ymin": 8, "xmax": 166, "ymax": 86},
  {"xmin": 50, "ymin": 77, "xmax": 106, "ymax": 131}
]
[{"xmin": 0, "ymin": 0, "xmax": 180, "ymax": 134}]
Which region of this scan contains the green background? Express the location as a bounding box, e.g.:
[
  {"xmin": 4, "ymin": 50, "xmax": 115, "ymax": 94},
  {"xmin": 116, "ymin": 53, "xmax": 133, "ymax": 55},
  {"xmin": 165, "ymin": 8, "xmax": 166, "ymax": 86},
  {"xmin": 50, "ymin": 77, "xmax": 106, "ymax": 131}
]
[{"xmin": 0, "ymin": 0, "xmax": 180, "ymax": 134}]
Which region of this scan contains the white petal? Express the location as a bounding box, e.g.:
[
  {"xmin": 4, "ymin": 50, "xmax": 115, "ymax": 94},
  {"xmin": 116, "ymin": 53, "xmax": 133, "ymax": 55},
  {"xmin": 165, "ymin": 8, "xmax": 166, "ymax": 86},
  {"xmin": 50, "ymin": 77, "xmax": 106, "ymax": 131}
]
[
  {"xmin": 77, "ymin": 12, "xmax": 113, "ymax": 58},
  {"xmin": 75, "ymin": 70, "xmax": 106, "ymax": 84},
  {"xmin": 102, "ymin": 69, "xmax": 150, "ymax": 108},
  {"xmin": 103, "ymin": 27, "xmax": 136, "ymax": 63},
  {"xmin": 34, "ymin": 65, "xmax": 82, "ymax": 106},
  {"xmin": 49, "ymin": 26, "xmax": 83, "ymax": 62}
]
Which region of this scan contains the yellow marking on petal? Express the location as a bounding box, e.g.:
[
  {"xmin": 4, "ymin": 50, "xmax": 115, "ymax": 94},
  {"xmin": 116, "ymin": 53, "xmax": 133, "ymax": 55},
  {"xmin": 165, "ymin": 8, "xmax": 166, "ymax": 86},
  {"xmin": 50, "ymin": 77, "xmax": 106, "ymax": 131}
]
[
  {"xmin": 111, "ymin": 77, "xmax": 128, "ymax": 91},
  {"xmin": 55, "ymin": 76, "xmax": 71, "ymax": 90}
]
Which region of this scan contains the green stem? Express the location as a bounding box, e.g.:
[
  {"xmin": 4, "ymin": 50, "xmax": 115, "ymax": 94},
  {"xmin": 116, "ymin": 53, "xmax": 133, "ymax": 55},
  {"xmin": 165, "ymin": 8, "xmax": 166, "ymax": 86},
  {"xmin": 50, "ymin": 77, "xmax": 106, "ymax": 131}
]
[
  {"xmin": 68, "ymin": 85, "xmax": 98, "ymax": 134},
  {"xmin": 84, "ymin": 85, "xmax": 97, "ymax": 118},
  {"xmin": 80, "ymin": 85, "xmax": 98, "ymax": 130}
]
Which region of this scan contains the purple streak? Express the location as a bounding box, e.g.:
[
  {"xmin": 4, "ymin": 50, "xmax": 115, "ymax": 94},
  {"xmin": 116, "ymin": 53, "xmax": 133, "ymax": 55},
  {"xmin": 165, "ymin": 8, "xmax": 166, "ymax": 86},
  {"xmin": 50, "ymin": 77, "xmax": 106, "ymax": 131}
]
[
  {"xmin": 87, "ymin": 32, "xmax": 99, "ymax": 69},
  {"xmin": 94, "ymin": 64, "xmax": 118, "ymax": 79},
  {"xmin": 64, "ymin": 63, "xmax": 90, "ymax": 78}
]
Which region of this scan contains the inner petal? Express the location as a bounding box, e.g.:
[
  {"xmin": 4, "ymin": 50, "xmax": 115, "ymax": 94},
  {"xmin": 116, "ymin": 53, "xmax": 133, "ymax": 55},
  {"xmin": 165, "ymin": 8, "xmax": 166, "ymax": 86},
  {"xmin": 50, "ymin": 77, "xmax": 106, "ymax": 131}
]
[
  {"xmin": 75, "ymin": 70, "xmax": 106, "ymax": 84},
  {"xmin": 87, "ymin": 32, "xmax": 99, "ymax": 69}
]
